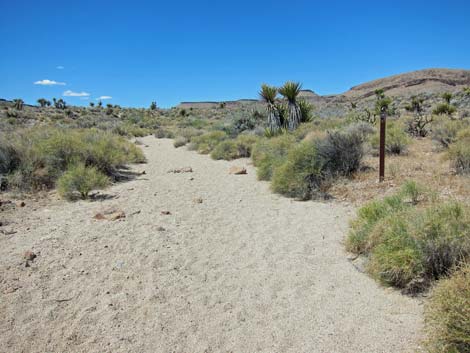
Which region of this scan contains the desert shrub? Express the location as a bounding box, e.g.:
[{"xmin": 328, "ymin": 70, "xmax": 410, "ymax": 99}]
[
  {"xmin": 211, "ymin": 140, "xmax": 239, "ymax": 160},
  {"xmin": 447, "ymin": 128, "xmax": 470, "ymax": 174},
  {"xmin": 154, "ymin": 128, "xmax": 175, "ymax": 139},
  {"xmin": 2, "ymin": 127, "xmax": 144, "ymax": 191},
  {"xmin": 367, "ymin": 211, "xmax": 425, "ymax": 288},
  {"xmin": 211, "ymin": 134, "xmax": 259, "ymax": 160},
  {"xmin": 316, "ymin": 127, "xmax": 366, "ymax": 177},
  {"xmin": 173, "ymin": 136, "xmax": 188, "ymax": 148},
  {"xmin": 271, "ymin": 141, "xmax": 323, "ymax": 200},
  {"xmin": 179, "ymin": 127, "xmax": 203, "ymax": 140},
  {"xmin": 370, "ymin": 122, "xmax": 411, "ymax": 155},
  {"xmin": 400, "ymin": 180, "xmax": 427, "ymax": 205},
  {"xmin": 251, "ymin": 134, "xmax": 296, "ymax": 180},
  {"xmin": 431, "ymin": 118, "xmax": 468, "ymax": 149},
  {"xmin": 0, "ymin": 140, "xmax": 21, "ymax": 174},
  {"xmin": 190, "ymin": 131, "xmax": 227, "ymax": 154},
  {"xmin": 348, "ymin": 193, "xmax": 470, "ymax": 291},
  {"xmin": 433, "ymin": 103, "xmax": 456, "ymax": 117},
  {"xmin": 229, "ymin": 114, "xmax": 259, "ymax": 136},
  {"xmin": 346, "ymin": 194, "xmax": 408, "ymax": 254},
  {"xmin": 425, "ymin": 264, "xmax": 470, "ymax": 353},
  {"xmin": 114, "ymin": 124, "xmax": 151, "ymax": 137},
  {"xmin": 57, "ymin": 163, "xmax": 109, "ymax": 200}
]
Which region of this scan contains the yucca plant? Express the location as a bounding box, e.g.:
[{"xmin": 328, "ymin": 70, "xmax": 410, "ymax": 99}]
[
  {"xmin": 279, "ymin": 81, "xmax": 302, "ymax": 131},
  {"xmin": 442, "ymin": 92, "xmax": 453, "ymax": 104},
  {"xmin": 260, "ymin": 84, "xmax": 281, "ymax": 134}
]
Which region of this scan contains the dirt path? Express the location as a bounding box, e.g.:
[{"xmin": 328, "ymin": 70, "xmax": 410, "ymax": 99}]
[{"xmin": 0, "ymin": 137, "xmax": 423, "ymax": 353}]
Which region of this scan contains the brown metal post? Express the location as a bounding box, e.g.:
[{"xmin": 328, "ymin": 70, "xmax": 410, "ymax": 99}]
[{"xmin": 379, "ymin": 107, "xmax": 386, "ymax": 182}]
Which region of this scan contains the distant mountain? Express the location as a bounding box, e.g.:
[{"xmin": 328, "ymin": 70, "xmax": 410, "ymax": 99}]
[{"xmin": 177, "ymin": 68, "xmax": 470, "ymax": 118}]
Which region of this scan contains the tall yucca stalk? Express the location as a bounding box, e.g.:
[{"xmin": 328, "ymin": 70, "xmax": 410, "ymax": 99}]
[
  {"xmin": 260, "ymin": 84, "xmax": 281, "ymax": 133},
  {"xmin": 279, "ymin": 81, "xmax": 302, "ymax": 130}
]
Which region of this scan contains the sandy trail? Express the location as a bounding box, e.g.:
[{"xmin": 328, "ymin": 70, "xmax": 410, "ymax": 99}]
[{"xmin": 0, "ymin": 137, "xmax": 423, "ymax": 353}]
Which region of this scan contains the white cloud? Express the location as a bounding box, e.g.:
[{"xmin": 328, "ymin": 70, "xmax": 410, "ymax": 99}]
[
  {"xmin": 34, "ymin": 79, "xmax": 66, "ymax": 86},
  {"xmin": 96, "ymin": 95, "xmax": 112, "ymax": 100},
  {"xmin": 63, "ymin": 90, "xmax": 90, "ymax": 97},
  {"xmin": 80, "ymin": 96, "xmax": 90, "ymax": 100},
  {"xmin": 56, "ymin": 66, "xmax": 65, "ymax": 70}
]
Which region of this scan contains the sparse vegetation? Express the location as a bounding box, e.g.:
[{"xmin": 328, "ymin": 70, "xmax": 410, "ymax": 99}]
[
  {"xmin": 0, "ymin": 128, "xmax": 145, "ymax": 192},
  {"xmin": 447, "ymin": 128, "xmax": 470, "ymax": 174},
  {"xmin": 370, "ymin": 121, "xmax": 410, "ymax": 155}
]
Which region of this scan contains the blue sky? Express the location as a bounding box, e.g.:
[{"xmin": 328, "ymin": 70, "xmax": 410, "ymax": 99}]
[{"xmin": 1, "ymin": 0, "xmax": 470, "ymax": 108}]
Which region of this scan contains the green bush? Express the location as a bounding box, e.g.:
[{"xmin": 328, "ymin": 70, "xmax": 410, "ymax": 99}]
[
  {"xmin": 58, "ymin": 163, "xmax": 109, "ymax": 200},
  {"xmin": 271, "ymin": 141, "xmax": 323, "ymax": 200},
  {"xmin": 432, "ymin": 103, "xmax": 456, "ymax": 116},
  {"xmin": 347, "ymin": 192, "xmax": 470, "ymax": 292},
  {"xmin": 448, "ymin": 128, "xmax": 470, "ymax": 174},
  {"xmin": 190, "ymin": 131, "xmax": 227, "ymax": 154},
  {"xmin": 251, "ymin": 134, "xmax": 296, "ymax": 180},
  {"xmin": 346, "ymin": 194, "xmax": 409, "ymax": 254},
  {"xmin": 211, "ymin": 140, "xmax": 239, "ymax": 160},
  {"xmin": 431, "ymin": 118, "xmax": 468, "ymax": 149},
  {"xmin": 425, "ymin": 264, "xmax": 470, "ymax": 353},
  {"xmin": 211, "ymin": 134, "xmax": 259, "ymax": 160},
  {"xmin": 400, "ymin": 179, "xmax": 427, "ymax": 205},
  {"xmin": 370, "ymin": 122, "xmax": 411, "ymax": 155}
]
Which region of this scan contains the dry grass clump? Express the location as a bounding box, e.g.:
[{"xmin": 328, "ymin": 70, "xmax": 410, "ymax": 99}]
[{"xmin": 425, "ymin": 264, "xmax": 470, "ymax": 353}]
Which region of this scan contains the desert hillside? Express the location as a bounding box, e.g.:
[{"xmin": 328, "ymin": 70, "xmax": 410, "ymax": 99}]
[{"xmin": 177, "ymin": 68, "xmax": 470, "ymax": 118}]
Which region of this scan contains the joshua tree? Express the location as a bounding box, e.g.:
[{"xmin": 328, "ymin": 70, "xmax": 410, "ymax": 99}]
[
  {"xmin": 279, "ymin": 81, "xmax": 302, "ymax": 131},
  {"xmin": 260, "ymin": 84, "xmax": 281, "ymax": 133},
  {"xmin": 106, "ymin": 104, "xmax": 113, "ymax": 115},
  {"xmin": 442, "ymin": 92, "xmax": 452, "ymax": 104},
  {"xmin": 89, "ymin": 102, "xmax": 95, "ymax": 107},
  {"xmin": 37, "ymin": 98, "xmax": 50, "ymax": 107},
  {"xmin": 53, "ymin": 98, "xmax": 67, "ymax": 109},
  {"xmin": 405, "ymin": 96, "xmax": 432, "ymax": 137},
  {"xmin": 98, "ymin": 100, "xmax": 103, "ymax": 107},
  {"xmin": 150, "ymin": 101, "xmax": 157, "ymax": 110},
  {"xmin": 374, "ymin": 89, "xmax": 392, "ymax": 116},
  {"xmin": 13, "ymin": 98, "xmax": 24, "ymax": 110}
]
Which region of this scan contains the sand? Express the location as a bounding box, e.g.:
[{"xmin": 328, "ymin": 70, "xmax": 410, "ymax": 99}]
[{"xmin": 0, "ymin": 137, "xmax": 423, "ymax": 353}]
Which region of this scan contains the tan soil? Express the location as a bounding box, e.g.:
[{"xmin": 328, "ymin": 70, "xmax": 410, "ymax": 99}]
[{"xmin": 0, "ymin": 137, "xmax": 423, "ymax": 353}]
